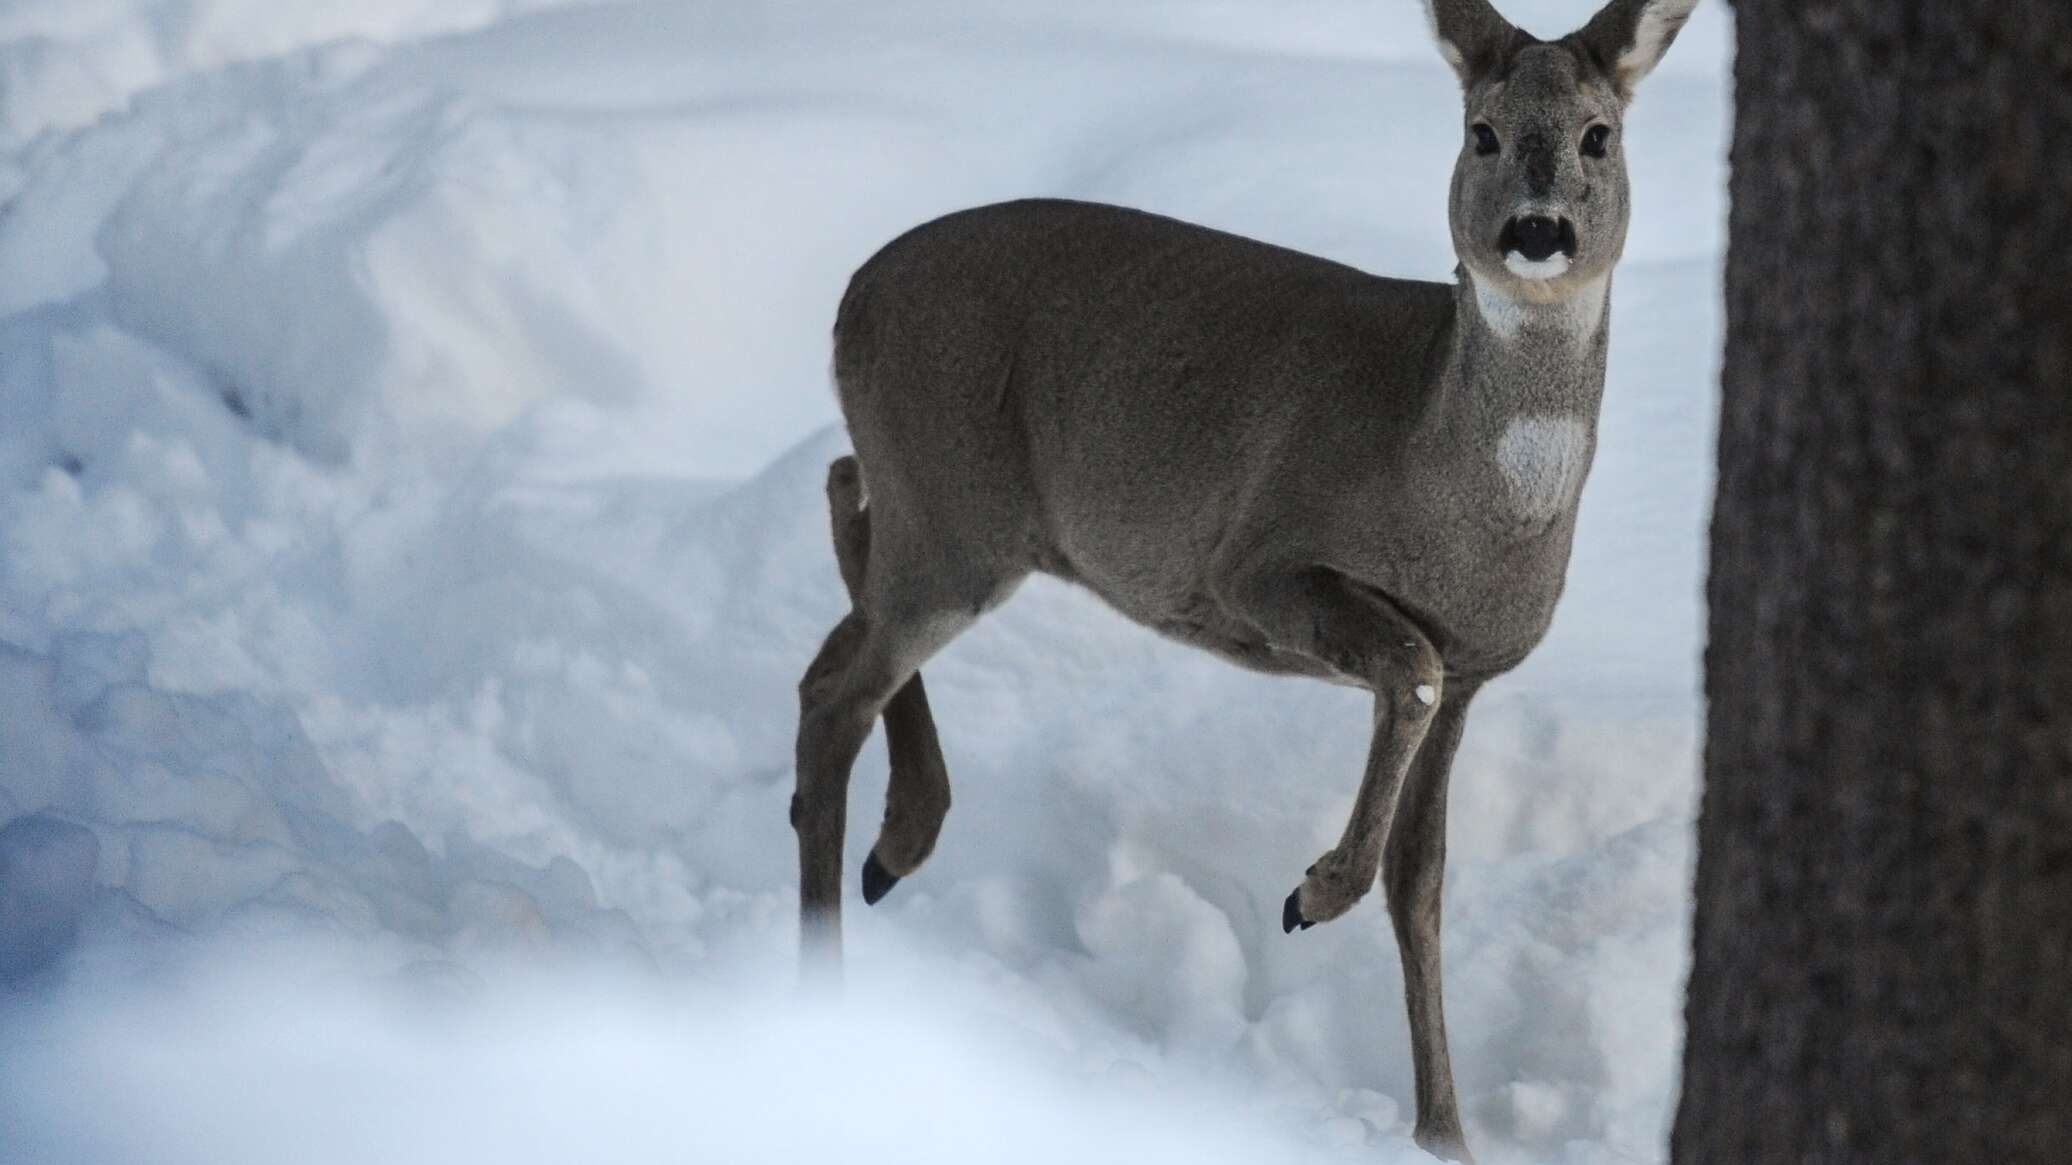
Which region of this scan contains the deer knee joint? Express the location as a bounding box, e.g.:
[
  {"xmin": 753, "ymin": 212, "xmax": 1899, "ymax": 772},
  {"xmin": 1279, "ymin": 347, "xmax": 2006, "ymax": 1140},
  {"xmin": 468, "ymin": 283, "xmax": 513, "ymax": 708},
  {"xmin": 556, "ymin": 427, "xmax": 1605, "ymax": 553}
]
[{"xmin": 1393, "ymin": 639, "xmax": 1444, "ymax": 718}]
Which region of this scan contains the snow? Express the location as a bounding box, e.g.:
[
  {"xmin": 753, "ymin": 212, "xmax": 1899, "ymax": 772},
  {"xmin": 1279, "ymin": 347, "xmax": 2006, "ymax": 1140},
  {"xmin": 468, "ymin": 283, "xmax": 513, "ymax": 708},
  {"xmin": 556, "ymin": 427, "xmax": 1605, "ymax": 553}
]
[
  {"xmin": 0, "ymin": 1, "xmax": 1730, "ymax": 1162},
  {"xmin": 0, "ymin": 814, "xmax": 100, "ymax": 979},
  {"xmin": 0, "ymin": 0, "xmax": 618, "ymax": 142}
]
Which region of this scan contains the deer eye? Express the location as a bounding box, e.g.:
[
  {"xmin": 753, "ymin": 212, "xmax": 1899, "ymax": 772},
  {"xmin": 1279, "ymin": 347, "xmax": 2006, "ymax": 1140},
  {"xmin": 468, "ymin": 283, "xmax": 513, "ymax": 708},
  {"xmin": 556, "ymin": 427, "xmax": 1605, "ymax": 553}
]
[
  {"xmin": 1581, "ymin": 124, "xmax": 1611, "ymax": 158},
  {"xmin": 1472, "ymin": 123, "xmax": 1500, "ymax": 156}
]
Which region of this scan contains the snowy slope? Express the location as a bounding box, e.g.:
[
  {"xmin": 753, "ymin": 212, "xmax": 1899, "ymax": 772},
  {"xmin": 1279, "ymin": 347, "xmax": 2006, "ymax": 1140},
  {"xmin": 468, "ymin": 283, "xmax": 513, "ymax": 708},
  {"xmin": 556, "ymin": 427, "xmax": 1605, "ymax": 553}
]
[{"xmin": 0, "ymin": 1, "xmax": 1731, "ymax": 1161}]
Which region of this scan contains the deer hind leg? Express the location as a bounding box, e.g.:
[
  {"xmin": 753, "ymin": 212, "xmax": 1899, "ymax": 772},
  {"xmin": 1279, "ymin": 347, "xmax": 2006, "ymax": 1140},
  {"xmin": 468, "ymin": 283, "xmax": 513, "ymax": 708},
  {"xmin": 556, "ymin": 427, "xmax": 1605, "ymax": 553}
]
[
  {"xmin": 795, "ymin": 486, "xmax": 995, "ymax": 971},
  {"xmin": 794, "ymin": 602, "xmax": 970, "ymax": 970},
  {"xmin": 1383, "ymin": 682, "xmax": 1479, "ymax": 1163},
  {"xmin": 794, "ymin": 609, "xmax": 870, "ymax": 969},
  {"xmin": 824, "ymin": 455, "xmax": 953, "ymax": 905}
]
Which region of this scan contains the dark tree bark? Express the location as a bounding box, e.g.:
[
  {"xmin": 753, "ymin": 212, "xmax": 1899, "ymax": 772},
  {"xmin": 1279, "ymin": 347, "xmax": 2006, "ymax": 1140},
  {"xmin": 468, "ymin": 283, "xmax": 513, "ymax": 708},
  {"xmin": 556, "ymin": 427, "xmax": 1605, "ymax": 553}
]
[{"xmin": 1674, "ymin": 2, "xmax": 2072, "ymax": 1162}]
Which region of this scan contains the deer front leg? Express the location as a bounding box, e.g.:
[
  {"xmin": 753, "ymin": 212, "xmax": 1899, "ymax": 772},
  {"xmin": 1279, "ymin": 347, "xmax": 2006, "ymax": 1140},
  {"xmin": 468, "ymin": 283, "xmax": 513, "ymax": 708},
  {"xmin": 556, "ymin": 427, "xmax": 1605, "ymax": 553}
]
[
  {"xmin": 1385, "ymin": 681, "xmax": 1478, "ymax": 1162},
  {"xmin": 1218, "ymin": 566, "xmax": 1443, "ymax": 930}
]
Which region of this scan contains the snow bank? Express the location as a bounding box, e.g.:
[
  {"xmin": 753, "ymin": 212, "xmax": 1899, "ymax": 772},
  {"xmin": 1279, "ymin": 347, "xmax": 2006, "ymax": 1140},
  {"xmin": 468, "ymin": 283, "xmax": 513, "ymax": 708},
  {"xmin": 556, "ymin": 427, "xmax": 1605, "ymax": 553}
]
[
  {"xmin": 0, "ymin": 0, "xmax": 620, "ymax": 142},
  {"xmin": 2, "ymin": 953, "xmax": 1429, "ymax": 1165},
  {"xmin": 0, "ymin": 1, "xmax": 1730, "ymax": 1161}
]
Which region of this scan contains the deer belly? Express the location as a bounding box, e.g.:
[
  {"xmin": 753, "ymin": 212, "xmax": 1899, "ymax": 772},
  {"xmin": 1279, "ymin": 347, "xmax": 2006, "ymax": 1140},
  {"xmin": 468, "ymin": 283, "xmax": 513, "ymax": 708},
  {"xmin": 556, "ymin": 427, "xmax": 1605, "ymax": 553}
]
[
  {"xmin": 1128, "ymin": 590, "xmax": 1334, "ymax": 680},
  {"xmin": 1156, "ymin": 617, "xmax": 1338, "ymax": 680},
  {"xmin": 1144, "ymin": 593, "xmax": 1265, "ymax": 661}
]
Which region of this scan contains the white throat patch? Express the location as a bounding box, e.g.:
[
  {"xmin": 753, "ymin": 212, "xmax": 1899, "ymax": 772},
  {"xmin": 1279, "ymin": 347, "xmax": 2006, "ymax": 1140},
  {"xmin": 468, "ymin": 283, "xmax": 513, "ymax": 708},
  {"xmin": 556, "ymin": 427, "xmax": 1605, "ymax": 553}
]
[
  {"xmin": 1496, "ymin": 415, "xmax": 1591, "ymax": 524},
  {"xmin": 1472, "ymin": 273, "xmax": 1609, "ymax": 342}
]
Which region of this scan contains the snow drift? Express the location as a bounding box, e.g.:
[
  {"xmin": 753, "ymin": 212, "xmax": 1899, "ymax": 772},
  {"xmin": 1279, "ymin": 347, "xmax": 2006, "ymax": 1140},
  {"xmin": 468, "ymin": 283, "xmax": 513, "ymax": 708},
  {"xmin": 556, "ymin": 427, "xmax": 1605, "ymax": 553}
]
[{"xmin": 0, "ymin": 1, "xmax": 1731, "ymax": 1161}]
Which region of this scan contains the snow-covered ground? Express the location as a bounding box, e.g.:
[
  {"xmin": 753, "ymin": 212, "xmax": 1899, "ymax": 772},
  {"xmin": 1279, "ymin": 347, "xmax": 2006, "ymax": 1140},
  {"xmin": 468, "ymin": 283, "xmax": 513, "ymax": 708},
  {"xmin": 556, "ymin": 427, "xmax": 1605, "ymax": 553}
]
[{"xmin": 0, "ymin": 1, "xmax": 1730, "ymax": 1161}]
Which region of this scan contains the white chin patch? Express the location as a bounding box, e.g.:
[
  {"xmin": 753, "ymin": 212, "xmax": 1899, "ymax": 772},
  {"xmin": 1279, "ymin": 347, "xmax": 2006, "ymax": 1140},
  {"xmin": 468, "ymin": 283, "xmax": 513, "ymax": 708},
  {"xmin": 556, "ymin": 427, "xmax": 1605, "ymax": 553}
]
[{"xmin": 1504, "ymin": 252, "xmax": 1572, "ymax": 280}]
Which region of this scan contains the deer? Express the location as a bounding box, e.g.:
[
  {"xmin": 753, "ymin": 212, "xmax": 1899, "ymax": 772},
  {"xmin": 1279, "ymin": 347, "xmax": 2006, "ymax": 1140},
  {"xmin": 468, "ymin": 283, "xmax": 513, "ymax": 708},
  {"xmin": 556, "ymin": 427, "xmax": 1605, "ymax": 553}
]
[{"xmin": 791, "ymin": 0, "xmax": 1699, "ymax": 1158}]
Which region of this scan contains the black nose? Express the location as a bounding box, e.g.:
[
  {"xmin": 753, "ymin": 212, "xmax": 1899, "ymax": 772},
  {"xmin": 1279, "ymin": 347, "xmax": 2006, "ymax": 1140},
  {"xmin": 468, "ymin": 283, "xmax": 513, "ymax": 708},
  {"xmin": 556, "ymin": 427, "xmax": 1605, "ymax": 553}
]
[{"xmin": 1501, "ymin": 216, "xmax": 1578, "ymax": 263}]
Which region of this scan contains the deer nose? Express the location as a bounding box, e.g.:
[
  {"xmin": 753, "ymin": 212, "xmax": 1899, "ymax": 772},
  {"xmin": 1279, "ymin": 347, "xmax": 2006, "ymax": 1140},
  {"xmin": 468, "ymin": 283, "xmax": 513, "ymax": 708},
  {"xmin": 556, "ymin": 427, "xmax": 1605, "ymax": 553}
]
[{"xmin": 1501, "ymin": 216, "xmax": 1578, "ymax": 264}]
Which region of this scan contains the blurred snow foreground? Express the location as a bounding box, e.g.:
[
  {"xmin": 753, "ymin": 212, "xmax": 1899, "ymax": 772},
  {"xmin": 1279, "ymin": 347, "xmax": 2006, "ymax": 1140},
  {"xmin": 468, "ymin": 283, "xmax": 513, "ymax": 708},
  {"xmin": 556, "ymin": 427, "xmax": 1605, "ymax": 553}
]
[{"xmin": 0, "ymin": 0, "xmax": 1730, "ymax": 1161}]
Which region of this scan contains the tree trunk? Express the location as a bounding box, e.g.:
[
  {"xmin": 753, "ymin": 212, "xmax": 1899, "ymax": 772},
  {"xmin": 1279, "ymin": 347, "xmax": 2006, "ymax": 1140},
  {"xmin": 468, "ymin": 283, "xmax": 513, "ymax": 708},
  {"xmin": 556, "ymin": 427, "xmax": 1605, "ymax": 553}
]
[{"xmin": 1673, "ymin": 2, "xmax": 2072, "ymax": 1162}]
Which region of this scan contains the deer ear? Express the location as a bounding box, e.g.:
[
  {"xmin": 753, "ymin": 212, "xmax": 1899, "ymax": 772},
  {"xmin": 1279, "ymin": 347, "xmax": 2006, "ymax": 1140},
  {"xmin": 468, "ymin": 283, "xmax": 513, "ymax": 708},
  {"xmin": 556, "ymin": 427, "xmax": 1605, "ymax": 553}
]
[
  {"xmin": 1574, "ymin": 0, "xmax": 1700, "ymax": 100},
  {"xmin": 1424, "ymin": 0, "xmax": 1525, "ymax": 88}
]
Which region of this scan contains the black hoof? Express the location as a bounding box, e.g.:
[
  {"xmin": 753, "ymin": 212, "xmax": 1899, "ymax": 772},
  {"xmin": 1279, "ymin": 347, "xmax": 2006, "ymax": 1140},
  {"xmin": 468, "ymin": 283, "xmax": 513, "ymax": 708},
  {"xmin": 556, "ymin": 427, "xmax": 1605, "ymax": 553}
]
[
  {"xmin": 1282, "ymin": 890, "xmax": 1315, "ymax": 934},
  {"xmin": 861, "ymin": 852, "xmax": 901, "ymax": 906}
]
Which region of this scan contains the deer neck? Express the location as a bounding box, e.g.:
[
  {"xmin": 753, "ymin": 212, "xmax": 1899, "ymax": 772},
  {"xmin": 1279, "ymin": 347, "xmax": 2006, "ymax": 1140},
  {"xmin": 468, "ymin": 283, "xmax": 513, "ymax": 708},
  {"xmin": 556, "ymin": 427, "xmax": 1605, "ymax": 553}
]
[{"xmin": 1448, "ymin": 270, "xmax": 1613, "ymax": 423}]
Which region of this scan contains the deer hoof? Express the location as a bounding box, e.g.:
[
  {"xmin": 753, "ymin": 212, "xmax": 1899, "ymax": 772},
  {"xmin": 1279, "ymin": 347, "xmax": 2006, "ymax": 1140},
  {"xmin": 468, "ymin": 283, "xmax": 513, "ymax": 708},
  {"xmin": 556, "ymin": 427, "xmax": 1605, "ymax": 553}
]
[
  {"xmin": 1281, "ymin": 889, "xmax": 1316, "ymax": 933},
  {"xmin": 861, "ymin": 852, "xmax": 901, "ymax": 906}
]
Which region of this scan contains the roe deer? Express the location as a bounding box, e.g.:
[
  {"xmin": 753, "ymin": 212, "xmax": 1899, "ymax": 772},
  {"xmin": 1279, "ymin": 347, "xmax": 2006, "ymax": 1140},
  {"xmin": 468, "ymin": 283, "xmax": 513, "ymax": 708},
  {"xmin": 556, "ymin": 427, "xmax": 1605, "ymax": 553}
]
[{"xmin": 794, "ymin": 0, "xmax": 1699, "ymax": 1157}]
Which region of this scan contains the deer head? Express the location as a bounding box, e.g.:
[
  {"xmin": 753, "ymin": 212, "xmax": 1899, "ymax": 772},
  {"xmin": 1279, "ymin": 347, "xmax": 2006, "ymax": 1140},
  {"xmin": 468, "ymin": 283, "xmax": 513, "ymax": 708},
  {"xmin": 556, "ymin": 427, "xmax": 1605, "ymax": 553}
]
[{"xmin": 1429, "ymin": 0, "xmax": 1699, "ymax": 305}]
